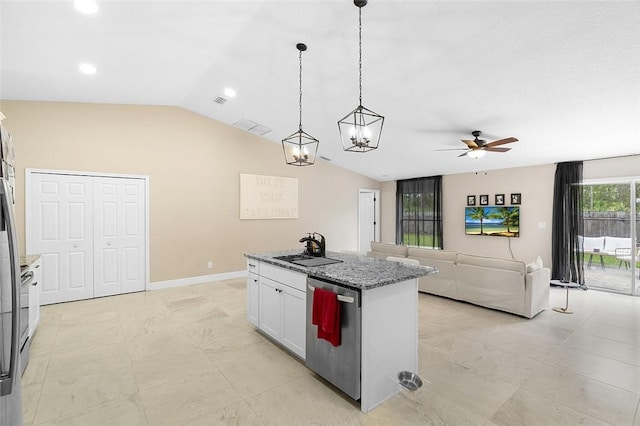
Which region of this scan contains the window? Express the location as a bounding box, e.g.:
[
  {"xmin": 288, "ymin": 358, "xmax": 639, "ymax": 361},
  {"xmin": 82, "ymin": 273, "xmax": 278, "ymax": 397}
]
[{"xmin": 396, "ymin": 176, "xmax": 443, "ymax": 248}]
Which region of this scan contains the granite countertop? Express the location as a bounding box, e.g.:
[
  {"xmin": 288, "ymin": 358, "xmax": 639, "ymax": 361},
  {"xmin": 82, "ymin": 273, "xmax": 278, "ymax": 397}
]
[
  {"xmin": 20, "ymin": 254, "xmax": 41, "ymax": 268},
  {"xmin": 245, "ymin": 249, "xmax": 437, "ymax": 290}
]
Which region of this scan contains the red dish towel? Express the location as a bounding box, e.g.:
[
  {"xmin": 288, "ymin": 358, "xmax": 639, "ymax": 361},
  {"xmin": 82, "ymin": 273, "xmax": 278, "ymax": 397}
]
[{"xmin": 312, "ymin": 287, "xmax": 341, "ymax": 347}]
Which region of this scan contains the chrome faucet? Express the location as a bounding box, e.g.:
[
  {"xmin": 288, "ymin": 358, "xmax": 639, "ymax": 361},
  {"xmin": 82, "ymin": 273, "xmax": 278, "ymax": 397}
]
[{"xmin": 299, "ymin": 232, "xmax": 326, "ymax": 257}]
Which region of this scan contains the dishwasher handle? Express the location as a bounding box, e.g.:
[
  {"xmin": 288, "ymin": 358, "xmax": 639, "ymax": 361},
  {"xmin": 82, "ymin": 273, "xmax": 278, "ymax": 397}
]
[{"xmin": 308, "ymin": 284, "xmax": 355, "ymax": 304}]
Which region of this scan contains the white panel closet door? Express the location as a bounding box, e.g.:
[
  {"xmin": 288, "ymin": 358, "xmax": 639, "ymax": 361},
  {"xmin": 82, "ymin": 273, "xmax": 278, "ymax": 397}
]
[
  {"xmin": 30, "ymin": 173, "xmax": 94, "ymax": 305},
  {"xmin": 94, "ymin": 177, "xmax": 146, "ymax": 297}
]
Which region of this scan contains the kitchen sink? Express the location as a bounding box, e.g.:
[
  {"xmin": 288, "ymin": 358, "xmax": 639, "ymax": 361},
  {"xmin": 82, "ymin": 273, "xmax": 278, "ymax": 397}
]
[
  {"xmin": 273, "ymin": 254, "xmax": 315, "ymax": 262},
  {"xmin": 273, "ymin": 254, "xmax": 343, "ymax": 267},
  {"xmin": 291, "ymin": 257, "xmax": 343, "ymax": 267}
]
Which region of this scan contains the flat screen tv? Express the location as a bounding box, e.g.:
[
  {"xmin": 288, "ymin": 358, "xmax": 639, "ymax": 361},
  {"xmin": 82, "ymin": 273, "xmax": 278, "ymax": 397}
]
[{"xmin": 465, "ymin": 206, "xmax": 520, "ymax": 237}]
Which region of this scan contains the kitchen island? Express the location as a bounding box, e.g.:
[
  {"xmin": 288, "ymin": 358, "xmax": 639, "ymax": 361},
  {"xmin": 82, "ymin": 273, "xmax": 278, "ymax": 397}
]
[{"xmin": 245, "ymin": 250, "xmax": 437, "ymax": 412}]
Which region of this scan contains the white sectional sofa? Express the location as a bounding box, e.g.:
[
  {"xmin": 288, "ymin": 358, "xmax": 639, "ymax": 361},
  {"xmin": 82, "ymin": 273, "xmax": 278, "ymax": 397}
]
[{"xmin": 367, "ymin": 242, "xmax": 550, "ymax": 319}]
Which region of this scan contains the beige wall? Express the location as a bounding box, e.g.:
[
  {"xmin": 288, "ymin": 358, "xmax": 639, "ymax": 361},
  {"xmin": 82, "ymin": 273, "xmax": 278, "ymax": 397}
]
[
  {"xmin": 379, "ymin": 155, "xmax": 639, "ymax": 267},
  {"xmin": 380, "ymin": 180, "xmax": 396, "ymax": 243},
  {"xmin": 443, "ymin": 165, "xmax": 555, "ymax": 266},
  {"xmin": 1, "ymin": 101, "xmax": 380, "ymax": 284}
]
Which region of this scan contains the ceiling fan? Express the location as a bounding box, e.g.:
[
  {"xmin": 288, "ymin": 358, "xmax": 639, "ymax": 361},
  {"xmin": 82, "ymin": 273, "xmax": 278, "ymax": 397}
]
[{"xmin": 437, "ymin": 130, "xmax": 518, "ymax": 158}]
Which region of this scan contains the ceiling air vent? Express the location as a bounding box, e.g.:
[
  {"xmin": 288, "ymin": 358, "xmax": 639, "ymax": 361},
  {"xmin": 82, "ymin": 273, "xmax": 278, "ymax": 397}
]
[
  {"xmin": 319, "ymin": 156, "xmax": 332, "ymax": 162},
  {"xmin": 233, "ymin": 119, "xmax": 272, "ymax": 136},
  {"xmin": 213, "ymin": 96, "xmax": 227, "ymax": 105}
]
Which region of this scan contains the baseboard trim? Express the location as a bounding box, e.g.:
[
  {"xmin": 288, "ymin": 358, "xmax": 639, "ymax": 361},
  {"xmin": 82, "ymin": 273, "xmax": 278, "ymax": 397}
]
[{"xmin": 149, "ymin": 270, "xmax": 247, "ymax": 290}]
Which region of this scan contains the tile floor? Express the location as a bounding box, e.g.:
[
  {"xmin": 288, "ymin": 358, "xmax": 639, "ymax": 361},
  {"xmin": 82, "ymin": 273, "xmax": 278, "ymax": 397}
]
[{"xmin": 22, "ymin": 279, "xmax": 640, "ymax": 425}]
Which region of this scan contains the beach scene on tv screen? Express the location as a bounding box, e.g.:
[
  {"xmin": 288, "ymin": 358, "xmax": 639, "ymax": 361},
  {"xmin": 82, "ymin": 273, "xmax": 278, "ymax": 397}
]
[{"xmin": 465, "ymin": 206, "xmax": 520, "ymax": 237}]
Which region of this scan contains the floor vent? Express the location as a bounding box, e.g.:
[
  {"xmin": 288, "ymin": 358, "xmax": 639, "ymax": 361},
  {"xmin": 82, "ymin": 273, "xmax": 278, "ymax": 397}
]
[
  {"xmin": 233, "ymin": 119, "xmax": 272, "ymax": 136},
  {"xmin": 213, "ymin": 96, "xmax": 227, "ymax": 105}
]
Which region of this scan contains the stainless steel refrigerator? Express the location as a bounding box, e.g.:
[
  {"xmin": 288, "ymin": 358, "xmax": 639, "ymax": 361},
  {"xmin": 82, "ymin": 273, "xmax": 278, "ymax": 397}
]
[{"xmin": 0, "ymin": 122, "xmax": 23, "ymax": 425}]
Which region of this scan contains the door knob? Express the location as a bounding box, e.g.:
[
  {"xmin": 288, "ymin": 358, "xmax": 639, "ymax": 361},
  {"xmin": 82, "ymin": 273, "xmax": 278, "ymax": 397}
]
[
  {"xmin": 107, "ymin": 241, "xmax": 112, "ymax": 246},
  {"xmin": 73, "ymin": 243, "xmax": 79, "ymax": 248}
]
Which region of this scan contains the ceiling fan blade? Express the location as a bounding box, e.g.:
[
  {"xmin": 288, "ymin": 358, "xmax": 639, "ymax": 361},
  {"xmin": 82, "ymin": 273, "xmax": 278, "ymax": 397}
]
[
  {"xmin": 484, "ymin": 147, "xmax": 511, "ymax": 152},
  {"xmin": 461, "ymin": 139, "xmax": 478, "ymax": 148},
  {"xmin": 485, "ymin": 137, "xmax": 518, "ymax": 147},
  {"xmin": 457, "ymin": 151, "xmax": 469, "ymax": 157}
]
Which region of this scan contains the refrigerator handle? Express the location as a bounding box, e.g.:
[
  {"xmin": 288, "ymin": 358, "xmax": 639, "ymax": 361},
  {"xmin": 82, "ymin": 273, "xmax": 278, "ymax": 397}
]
[{"xmin": 0, "ymin": 179, "xmax": 20, "ymax": 397}]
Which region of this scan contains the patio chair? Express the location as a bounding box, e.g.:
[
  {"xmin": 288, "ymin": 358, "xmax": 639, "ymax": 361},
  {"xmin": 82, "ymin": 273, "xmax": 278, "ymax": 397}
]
[{"xmin": 614, "ymin": 247, "xmax": 638, "ymax": 269}]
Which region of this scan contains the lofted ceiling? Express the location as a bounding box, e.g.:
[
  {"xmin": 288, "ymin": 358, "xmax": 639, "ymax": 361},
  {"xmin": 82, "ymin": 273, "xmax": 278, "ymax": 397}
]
[{"xmin": 1, "ymin": 0, "xmax": 638, "ymax": 181}]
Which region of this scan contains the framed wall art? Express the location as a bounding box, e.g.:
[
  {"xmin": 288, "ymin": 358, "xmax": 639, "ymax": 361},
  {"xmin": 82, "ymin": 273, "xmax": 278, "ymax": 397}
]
[
  {"xmin": 467, "ymin": 195, "xmax": 476, "ymax": 206},
  {"xmin": 495, "ymin": 193, "xmax": 505, "ymax": 205},
  {"xmin": 511, "ymin": 193, "xmax": 521, "ymax": 205},
  {"xmin": 240, "ymin": 173, "xmax": 299, "ymax": 219},
  {"xmin": 479, "ymin": 194, "xmax": 489, "ymax": 206}
]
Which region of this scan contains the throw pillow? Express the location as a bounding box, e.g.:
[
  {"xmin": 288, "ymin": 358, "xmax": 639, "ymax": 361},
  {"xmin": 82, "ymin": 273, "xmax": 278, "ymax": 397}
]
[
  {"xmin": 526, "ymin": 262, "xmax": 541, "ymax": 273},
  {"xmin": 526, "ymin": 256, "xmax": 544, "ymax": 273}
]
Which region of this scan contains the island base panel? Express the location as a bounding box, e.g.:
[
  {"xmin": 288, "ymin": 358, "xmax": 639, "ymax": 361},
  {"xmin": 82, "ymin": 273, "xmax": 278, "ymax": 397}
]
[{"xmin": 360, "ymin": 278, "xmax": 419, "ymax": 413}]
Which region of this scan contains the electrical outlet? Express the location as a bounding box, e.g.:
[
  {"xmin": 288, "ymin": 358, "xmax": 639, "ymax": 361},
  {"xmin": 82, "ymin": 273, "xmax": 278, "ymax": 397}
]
[{"xmin": 207, "ymin": 261, "xmax": 213, "ymax": 269}]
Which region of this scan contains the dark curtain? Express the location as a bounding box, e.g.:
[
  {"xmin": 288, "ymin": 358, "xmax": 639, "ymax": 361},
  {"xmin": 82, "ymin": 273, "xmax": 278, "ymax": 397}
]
[
  {"xmin": 396, "ymin": 176, "xmax": 443, "ymax": 248},
  {"xmin": 551, "ymin": 161, "xmax": 585, "ymax": 287}
]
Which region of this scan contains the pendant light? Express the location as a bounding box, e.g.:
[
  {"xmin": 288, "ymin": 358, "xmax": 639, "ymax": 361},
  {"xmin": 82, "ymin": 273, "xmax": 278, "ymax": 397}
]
[
  {"xmin": 282, "ymin": 43, "xmax": 318, "ymax": 166},
  {"xmin": 338, "ymin": 0, "xmax": 384, "ymax": 153}
]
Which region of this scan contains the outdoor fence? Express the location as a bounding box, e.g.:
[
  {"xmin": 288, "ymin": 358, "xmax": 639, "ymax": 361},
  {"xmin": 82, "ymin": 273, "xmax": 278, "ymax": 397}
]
[{"xmin": 583, "ymin": 211, "xmax": 639, "ymax": 239}]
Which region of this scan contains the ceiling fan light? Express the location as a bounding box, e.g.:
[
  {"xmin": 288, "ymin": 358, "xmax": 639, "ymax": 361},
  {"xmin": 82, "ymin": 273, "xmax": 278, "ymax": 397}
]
[{"xmin": 467, "ymin": 150, "xmax": 486, "ymax": 159}]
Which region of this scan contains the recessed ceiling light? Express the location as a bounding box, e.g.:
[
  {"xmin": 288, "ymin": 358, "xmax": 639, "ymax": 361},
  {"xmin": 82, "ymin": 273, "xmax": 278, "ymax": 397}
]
[
  {"xmin": 78, "ymin": 63, "xmax": 97, "ymax": 75},
  {"xmin": 223, "ymin": 88, "xmax": 236, "ymax": 98},
  {"xmin": 74, "ymin": 0, "xmax": 98, "ymax": 14}
]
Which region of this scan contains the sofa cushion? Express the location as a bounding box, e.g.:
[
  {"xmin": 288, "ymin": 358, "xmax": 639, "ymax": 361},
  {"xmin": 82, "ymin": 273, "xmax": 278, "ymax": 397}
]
[
  {"xmin": 369, "ymin": 242, "xmax": 408, "ymax": 257},
  {"xmin": 407, "ymin": 247, "xmax": 457, "ymax": 262},
  {"xmin": 456, "ymin": 253, "xmax": 526, "ymax": 276}
]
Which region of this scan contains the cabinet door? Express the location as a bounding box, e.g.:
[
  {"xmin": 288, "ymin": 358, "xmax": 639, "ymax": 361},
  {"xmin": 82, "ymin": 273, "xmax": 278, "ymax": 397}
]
[
  {"xmin": 247, "ymin": 272, "xmax": 259, "ymax": 326},
  {"xmin": 259, "ymin": 277, "xmax": 282, "ymax": 341},
  {"xmin": 281, "ymin": 286, "xmax": 306, "ymax": 359},
  {"xmin": 28, "ymin": 258, "xmax": 42, "ymax": 337}
]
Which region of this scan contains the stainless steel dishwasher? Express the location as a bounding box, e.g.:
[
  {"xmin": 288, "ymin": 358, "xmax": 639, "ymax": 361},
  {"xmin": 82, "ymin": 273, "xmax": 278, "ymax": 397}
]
[{"xmin": 306, "ymin": 277, "xmax": 361, "ymax": 400}]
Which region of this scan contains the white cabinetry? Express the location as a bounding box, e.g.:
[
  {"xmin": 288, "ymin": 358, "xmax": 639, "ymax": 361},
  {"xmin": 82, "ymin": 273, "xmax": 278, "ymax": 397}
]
[
  {"xmin": 246, "ymin": 259, "xmax": 260, "ymax": 326},
  {"xmin": 28, "ymin": 257, "xmax": 41, "ymax": 337},
  {"xmin": 247, "ymin": 272, "xmax": 260, "ymax": 326},
  {"xmin": 258, "ymin": 276, "xmax": 282, "ymax": 339},
  {"xmin": 246, "ymin": 259, "xmax": 306, "ymax": 359},
  {"xmin": 280, "ymin": 283, "xmax": 306, "ymax": 357}
]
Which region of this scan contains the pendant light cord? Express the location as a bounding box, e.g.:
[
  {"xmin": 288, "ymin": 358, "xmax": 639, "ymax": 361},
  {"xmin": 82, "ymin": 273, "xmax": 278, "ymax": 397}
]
[
  {"xmin": 299, "ymin": 48, "xmax": 303, "ymax": 130},
  {"xmin": 358, "ymin": 6, "xmax": 363, "ymax": 107}
]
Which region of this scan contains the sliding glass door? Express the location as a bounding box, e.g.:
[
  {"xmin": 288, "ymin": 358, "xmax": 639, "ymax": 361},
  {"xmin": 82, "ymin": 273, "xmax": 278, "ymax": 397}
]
[
  {"xmin": 636, "ymin": 182, "xmax": 639, "ymax": 295},
  {"xmin": 581, "ymin": 180, "xmax": 638, "ymax": 295}
]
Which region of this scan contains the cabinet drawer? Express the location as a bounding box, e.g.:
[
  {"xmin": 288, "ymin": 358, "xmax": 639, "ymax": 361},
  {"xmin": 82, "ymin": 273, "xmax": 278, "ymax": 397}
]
[
  {"xmin": 246, "ymin": 258, "xmax": 260, "ymax": 275},
  {"xmin": 260, "ymin": 262, "xmax": 306, "ymax": 292}
]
